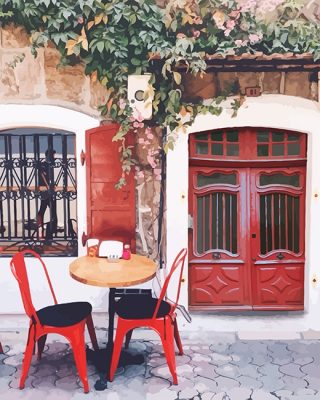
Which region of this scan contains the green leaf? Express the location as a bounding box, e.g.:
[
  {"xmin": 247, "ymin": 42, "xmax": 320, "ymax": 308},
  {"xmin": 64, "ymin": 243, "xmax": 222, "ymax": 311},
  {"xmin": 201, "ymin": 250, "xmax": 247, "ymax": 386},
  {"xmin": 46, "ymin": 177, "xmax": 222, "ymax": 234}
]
[{"xmin": 173, "ymin": 71, "xmax": 181, "ymax": 85}]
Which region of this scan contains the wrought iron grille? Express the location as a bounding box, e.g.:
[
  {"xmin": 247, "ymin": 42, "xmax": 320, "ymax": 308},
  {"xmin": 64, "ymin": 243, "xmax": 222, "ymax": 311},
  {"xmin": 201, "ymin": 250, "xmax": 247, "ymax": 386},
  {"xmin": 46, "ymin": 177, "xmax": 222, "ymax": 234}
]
[{"xmin": 0, "ymin": 128, "xmax": 77, "ymax": 257}]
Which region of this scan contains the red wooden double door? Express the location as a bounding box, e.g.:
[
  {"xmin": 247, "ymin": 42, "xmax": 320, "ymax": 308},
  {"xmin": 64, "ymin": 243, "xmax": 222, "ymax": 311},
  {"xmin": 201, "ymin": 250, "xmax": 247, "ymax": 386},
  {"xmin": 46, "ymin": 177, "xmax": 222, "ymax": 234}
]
[{"xmin": 189, "ymin": 136, "xmax": 306, "ymax": 310}]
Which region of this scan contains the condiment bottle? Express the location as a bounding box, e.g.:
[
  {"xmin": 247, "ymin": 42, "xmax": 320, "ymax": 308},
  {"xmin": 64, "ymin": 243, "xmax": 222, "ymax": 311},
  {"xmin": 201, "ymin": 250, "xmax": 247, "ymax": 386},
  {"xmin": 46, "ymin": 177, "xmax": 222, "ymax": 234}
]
[{"xmin": 122, "ymin": 244, "xmax": 131, "ymax": 260}]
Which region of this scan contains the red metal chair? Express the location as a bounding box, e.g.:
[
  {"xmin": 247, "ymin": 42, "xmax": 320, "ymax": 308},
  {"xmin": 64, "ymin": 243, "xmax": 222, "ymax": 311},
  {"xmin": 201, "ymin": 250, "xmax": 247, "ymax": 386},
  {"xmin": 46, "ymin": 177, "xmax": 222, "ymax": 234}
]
[
  {"xmin": 0, "ymin": 342, "xmax": 3, "ymax": 353},
  {"xmin": 109, "ymin": 248, "xmax": 188, "ymax": 385},
  {"xmin": 10, "ymin": 249, "xmax": 99, "ymax": 393}
]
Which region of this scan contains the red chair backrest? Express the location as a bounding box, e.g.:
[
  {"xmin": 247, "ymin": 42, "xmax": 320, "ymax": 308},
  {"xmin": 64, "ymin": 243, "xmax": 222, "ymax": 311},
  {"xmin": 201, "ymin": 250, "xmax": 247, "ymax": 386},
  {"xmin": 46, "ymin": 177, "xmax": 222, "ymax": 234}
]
[
  {"xmin": 152, "ymin": 248, "xmax": 188, "ymax": 319},
  {"xmin": 10, "ymin": 250, "xmax": 57, "ymax": 324}
]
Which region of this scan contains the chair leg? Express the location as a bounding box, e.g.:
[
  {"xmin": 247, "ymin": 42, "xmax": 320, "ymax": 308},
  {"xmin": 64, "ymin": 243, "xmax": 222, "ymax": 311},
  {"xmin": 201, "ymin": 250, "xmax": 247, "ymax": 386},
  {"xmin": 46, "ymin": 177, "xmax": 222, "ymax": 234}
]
[
  {"xmin": 109, "ymin": 319, "xmax": 128, "ymax": 381},
  {"xmin": 20, "ymin": 326, "xmax": 35, "ymax": 389},
  {"xmin": 124, "ymin": 329, "xmax": 133, "ymax": 349},
  {"xmin": 159, "ymin": 320, "xmax": 178, "ymax": 385},
  {"xmin": 173, "ymin": 319, "xmax": 183, "ymax": 355},
  {"xmin": 86, "ymin": 314, "xmax": 99, "ymax": 351},
  {"xmin": 69, "ymin": 328, "xmax": 89, "ymax": 393},
  {"xmin": 37, "ymin": 334, "xmax": 47, "ymax": 360}
]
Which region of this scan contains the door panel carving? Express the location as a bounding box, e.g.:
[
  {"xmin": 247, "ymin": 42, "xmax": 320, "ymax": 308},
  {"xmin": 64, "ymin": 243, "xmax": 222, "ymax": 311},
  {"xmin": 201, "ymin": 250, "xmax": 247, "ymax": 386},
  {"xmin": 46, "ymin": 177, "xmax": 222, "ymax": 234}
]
[{"xmin": 190, "ymin": 264, "xmax": 245, "ymax": 305}]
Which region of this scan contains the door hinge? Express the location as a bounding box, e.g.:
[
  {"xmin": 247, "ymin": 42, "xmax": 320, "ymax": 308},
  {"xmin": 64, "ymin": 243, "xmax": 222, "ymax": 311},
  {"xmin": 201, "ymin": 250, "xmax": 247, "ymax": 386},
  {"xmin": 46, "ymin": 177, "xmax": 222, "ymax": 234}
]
[
  {"xmin": 80, "ymin": 150, "xmax": 86, "ymax": 166},
  {"xmin": 188, "ymin": 214, "xmax": 193, "ymax": 229},
  {"xmin": 82, "ymin": 231, "xmax": 88, "ymax": 247}
]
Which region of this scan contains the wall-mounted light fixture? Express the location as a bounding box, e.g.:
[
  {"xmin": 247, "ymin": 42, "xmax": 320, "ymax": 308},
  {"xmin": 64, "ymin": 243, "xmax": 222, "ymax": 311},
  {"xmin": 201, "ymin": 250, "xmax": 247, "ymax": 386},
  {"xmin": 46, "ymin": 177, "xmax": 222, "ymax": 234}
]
[{"xmin": 127, "ymin": 74, "xmax": 153, "ymax": 120}]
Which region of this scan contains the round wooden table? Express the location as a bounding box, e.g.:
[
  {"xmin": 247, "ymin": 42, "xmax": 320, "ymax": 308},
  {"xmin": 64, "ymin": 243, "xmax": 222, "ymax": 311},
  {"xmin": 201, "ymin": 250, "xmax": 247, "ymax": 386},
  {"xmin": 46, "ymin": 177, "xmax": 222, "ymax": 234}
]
[
  {"xmin": 69, "ymin": 254, "xmax": 157, "ymax": 288},
  {"xmin": 69, "ymin": 254, "xmax": 158, "ymax": 390}
]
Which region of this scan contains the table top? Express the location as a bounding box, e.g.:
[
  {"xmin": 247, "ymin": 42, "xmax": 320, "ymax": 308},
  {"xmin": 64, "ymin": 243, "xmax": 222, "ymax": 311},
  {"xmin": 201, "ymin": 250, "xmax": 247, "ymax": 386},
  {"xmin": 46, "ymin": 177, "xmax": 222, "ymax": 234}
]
[{"xmin": 69, "ymin": 254, "xmax": 157, "ymax": 288}]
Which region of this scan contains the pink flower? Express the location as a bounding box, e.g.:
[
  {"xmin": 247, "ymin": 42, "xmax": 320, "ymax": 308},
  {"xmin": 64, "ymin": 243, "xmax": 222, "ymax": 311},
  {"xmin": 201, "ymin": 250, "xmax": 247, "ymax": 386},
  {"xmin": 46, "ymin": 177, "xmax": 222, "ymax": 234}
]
[
  {"xmin": 249, "ymin": 32, "xmax": 262, "ymax": 44},
  {"xmin": 133, "ymin": 121, "xmax": 144, "ymax": 129},
  {"xmin": 147, "ymin": 154, "xmax": 157, "ymax": 168},
  {"xmin": 226, "ymin": 19, "xmax": 236, "ymax": 30},
  {"xmin": 193, "ymin": 16, "xmax": 203, "ymax": 25},
  {"xmin": 229, "ymin": 10, "xmax": 241, "ymax": 19},
  {"xmin": 177, "ymin": 33, "xmax": 186, "ymax": 39},
  {"xmin": 235, "ymin": 39, "xmax": 248, "ymax": 47},
  {"xmin": 191, "ymin": 29, "xmax": 201, "ymax": 38},
  {"xmin": 118, "ymin": 98, "xmax": 126, "ymax": 110}
]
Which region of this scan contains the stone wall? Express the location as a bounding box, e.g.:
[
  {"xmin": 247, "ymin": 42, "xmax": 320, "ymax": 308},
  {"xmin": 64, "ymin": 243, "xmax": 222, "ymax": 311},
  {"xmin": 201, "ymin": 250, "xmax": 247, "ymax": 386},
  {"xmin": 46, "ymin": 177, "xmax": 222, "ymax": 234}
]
[
  {"xmin": 186, "ymin": 71, "xmax": 318, "ymax": 102},
  {"xmin": 0, "ymin": 24, "xmax": 107, "ymax": 116}
]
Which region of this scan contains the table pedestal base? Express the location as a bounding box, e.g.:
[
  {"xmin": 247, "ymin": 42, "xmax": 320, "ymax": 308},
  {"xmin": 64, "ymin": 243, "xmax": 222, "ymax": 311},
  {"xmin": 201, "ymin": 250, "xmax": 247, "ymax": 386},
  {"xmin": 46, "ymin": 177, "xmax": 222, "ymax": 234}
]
[{"xmin": 86, "ymin": 347, "xmax": 144, "ymax": 391}]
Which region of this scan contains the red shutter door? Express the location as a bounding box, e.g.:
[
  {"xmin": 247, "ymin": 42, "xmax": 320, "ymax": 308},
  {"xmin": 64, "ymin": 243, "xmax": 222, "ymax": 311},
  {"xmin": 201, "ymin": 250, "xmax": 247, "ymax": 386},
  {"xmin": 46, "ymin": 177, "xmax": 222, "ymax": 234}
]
[{"xmin": 85, "ymin": 124, "xmax": 136, "ymax": 249}]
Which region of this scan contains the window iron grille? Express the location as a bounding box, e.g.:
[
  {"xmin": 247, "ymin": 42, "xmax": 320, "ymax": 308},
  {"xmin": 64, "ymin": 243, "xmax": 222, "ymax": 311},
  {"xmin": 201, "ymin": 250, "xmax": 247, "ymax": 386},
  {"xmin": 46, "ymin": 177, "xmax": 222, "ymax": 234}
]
[{"xmin": 0, "ymin": 129, "xmax": 77, "ymax": 257}]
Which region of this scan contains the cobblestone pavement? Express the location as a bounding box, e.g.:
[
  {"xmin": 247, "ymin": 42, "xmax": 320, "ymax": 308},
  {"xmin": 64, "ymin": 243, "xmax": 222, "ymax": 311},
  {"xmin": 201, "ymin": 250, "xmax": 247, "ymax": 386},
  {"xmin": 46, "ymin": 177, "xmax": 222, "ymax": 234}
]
[{"xmin": 0, "ymin": 329, "xmax": 320, "ymax": 400}]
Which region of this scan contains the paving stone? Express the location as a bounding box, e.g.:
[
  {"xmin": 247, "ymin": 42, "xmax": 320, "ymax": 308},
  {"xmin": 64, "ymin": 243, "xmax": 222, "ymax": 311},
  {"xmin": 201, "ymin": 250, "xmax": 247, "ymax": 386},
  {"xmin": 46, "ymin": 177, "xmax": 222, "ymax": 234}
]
[
  {"xmin": 260, "ymin": 376, "xmax": 285, "ymax": 391},
  {"xmin": 0, "ymin": 363, "xmax": 15, "ymax": 377},
  {"xmin": 292, "ymin": 356, "xmax": 314, "ymax": 366},
  {"xmin": 123, "ymin": 363, "xmax": 146, "ymax": 378},
  {"xmin": 210, "ymin": 353, "xmax": 233, "ymax": 366},
  {"xmin": 235, "ymin": 363, "xmax": 261, "ymax": 380},
  {"xmin": 201, "ymin": 392, "xmax": 217, "ymax": 400},
  {"xmin": 294, "ymin": 388, "xmax": 317, "ymax": 395},
  {"xmin": 303, "ymin": 375, "xmax": 320, "ymax": 390},
  {"xmin": 55, "ymin": 375, "xmax": 80, "ymax": 391},
  {"xmin": 282, "ymin": 374, "xmax": 308, "ymax": 390},
  {"xmin": 223, "ymin": 387, "xmax": 253, "ymax": 400},
  {"xmin": 279, "ymin": 362, "xmax": 306, "ymax": 378},
  {"xmin": 215, "ymin": 364, "xmax": 241, "ymax": 379},
  {"xmin": 214, "ymin": 375, "xmax": 240, "ymax": 392},
  {"xmin": 268, "ymin": 342, "xmax": 293, "ymax": 365},
  {"xmin": 191, "ymin": 352, "xmax": 212, "ymax": 363},
  {"xmin": 251, "ymin": 389, "xmax": 280, "ymax": 399},
  {"xmin": 193, "ymin": 375, "xmax": 218, "ymax": 393},
  {"xmin": 175, "ymin": 378, "xmax": 199, "ymax": 399},
  {"xmin": 237, "ymin": 375, "xmax": 263, "ymax": 389},
  {"xmin": 301, "ymin": 360, "xmax": 320, "ymax": 377},
  {"xmin": 194, "ymin": 362, "xmax": 219, "ymax": 380},
  {"xmin": 211, "ymin": 392, "xmax": 231, "ymax": 400},
  {"xmin": 32, "ymin": 374, "xmax": 57, "ymax": 388},
  {"xmin": 145, "ymin": 387, "xmax": 177, "ymax": 400},
  {"xmin": 272, "ymin": 389, "xmax": 294, "ymax": 398}
]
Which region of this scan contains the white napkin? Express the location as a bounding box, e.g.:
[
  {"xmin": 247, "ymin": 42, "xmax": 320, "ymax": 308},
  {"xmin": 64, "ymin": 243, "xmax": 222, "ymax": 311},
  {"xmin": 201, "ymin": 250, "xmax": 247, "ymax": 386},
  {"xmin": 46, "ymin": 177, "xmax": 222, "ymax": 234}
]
[{"xmin": 99, "ymin": 240, "xmax": 123, "ymax": 258}]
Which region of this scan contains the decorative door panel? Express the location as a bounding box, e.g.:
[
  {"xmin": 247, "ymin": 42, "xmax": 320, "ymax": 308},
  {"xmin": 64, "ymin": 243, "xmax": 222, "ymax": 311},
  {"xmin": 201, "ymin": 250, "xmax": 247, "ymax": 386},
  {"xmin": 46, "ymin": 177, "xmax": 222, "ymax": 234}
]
[
  {"xmin": 250, "ymin": 167, "xmax": 305, "ymax": 310},
  {"xmin": 252, "ymin": 265, "xmax": 304, "ymax": 308},
  {"xmin": 189, "ymin": 263, "xmax": 246, "ymax": 306}
]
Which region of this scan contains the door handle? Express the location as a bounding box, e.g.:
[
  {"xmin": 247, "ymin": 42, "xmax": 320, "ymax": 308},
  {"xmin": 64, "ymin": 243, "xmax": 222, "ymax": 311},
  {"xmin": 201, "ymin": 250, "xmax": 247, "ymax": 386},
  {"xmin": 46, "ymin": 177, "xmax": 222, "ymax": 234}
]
[{"xmin": 277, "ymin": 252, "xmax": 285, "ymax": 260}]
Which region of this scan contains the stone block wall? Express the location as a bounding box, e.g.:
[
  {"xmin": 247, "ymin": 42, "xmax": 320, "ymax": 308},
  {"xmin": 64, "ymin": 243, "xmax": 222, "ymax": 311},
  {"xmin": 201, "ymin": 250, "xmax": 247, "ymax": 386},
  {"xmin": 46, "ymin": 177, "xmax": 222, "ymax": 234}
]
[{"xmin": 0, "ymin": 24, "xmax": 108, "ymax": 116}]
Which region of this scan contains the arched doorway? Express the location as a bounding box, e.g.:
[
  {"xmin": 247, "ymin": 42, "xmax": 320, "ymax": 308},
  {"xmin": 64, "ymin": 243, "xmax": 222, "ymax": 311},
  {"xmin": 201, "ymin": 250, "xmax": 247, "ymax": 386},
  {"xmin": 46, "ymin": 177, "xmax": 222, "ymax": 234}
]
[{"xmin": 188, "ymin": 127, "xmax": 306, "ymax": 311}]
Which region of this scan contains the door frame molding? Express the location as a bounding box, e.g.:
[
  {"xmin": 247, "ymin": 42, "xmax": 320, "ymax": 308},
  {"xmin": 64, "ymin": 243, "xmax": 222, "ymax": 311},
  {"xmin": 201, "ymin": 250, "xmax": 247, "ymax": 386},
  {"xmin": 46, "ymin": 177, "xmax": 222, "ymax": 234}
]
[{"xmin": 166, "ymin": 94, "xmax": 319, "ymax": 317}]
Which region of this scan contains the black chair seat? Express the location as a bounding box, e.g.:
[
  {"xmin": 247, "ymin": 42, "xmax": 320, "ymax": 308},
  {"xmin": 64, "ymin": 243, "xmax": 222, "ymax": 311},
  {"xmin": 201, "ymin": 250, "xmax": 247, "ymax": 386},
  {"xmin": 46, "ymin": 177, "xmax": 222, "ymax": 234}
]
[
  {"xmin": 37, "ymin": 302, "xmax": 92, "ymax": 327},
  {"xmin": 115, "ymin": 294, "xmax": 171, "ymax": 319}
]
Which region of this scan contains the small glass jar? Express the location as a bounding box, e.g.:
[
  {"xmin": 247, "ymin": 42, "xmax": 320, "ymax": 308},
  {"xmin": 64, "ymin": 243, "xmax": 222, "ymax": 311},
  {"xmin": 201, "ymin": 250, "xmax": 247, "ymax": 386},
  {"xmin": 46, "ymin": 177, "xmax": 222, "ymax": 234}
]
[{"xmin": 122, "ymin": 244, "xmax": 131, "ymax": 260}]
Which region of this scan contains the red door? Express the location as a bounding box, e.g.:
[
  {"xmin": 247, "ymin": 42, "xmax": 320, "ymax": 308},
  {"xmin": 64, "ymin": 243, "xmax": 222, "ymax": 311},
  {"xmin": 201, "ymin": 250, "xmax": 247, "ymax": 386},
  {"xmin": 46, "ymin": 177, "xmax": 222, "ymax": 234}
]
[
  {"xmin": 84, "ymin": 124, "xmax": 136, "ymax": 249},
  {"xmin": 189, "ymin": 166, "xmax": 305, "ymax": 310},
  {"xmin": 250, "ymin": 167, "xmax": 305, "ymax": 310}
]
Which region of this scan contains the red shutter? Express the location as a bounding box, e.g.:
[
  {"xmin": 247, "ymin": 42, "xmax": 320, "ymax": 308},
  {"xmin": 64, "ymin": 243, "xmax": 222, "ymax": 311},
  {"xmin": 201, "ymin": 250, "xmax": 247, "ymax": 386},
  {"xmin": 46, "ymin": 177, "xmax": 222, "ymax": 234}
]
[{"xmin": 84, "ymin": 124, "xmax": 136, "ymax": 249}]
